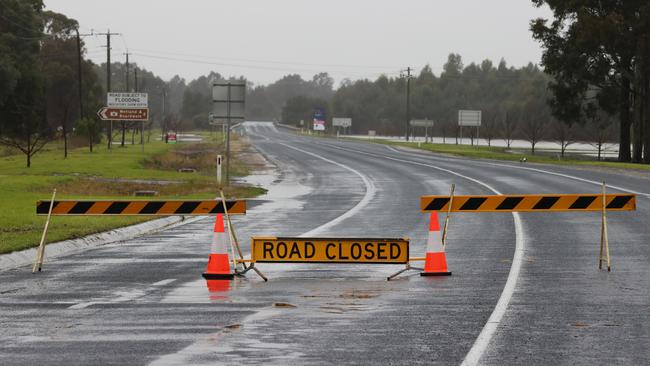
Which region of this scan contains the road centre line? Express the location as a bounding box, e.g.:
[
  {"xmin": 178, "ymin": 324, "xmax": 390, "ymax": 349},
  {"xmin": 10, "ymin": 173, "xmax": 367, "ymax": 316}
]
[
  {"xmin": 278, "ymin": 142, "xmax": 376, "ymax": 237},
  {"xmin": 149, "ymin": 138, "xmax": 380, "ymax": 364},
  {"xmin": 315, "ymin": 142, "xmax": 525, "ymax": 365}
]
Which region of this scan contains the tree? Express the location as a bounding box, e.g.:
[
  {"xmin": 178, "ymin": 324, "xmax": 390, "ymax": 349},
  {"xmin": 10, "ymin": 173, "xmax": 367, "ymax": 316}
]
[
  {"xmin": 519, "ymin": 100, "xmax": 548, "ymax": 155},
  {"xmin": 583, "ymin": 103, "xmax": 618, "ymax": 161},
  {"xmin": 0, "ymin": 63, "xmax": 52, "ymax": 167},
  {"xmin": 40, "ymin": 11, "xmax": 79, "ymax": 158},
  {"xmin": 481, "ymin": 112, "xmax": 500, "ymax": 147},
  {"xmin": 550, "ymin": 118, "xmax": 576, "ymax": 158},
  {"xmin": 0, "ymin": 0, "xmax": 55, "ymax": 167},
  {"xmin": 501, "ymin": 111, "xmax": 516, "ymax": 148},
  {"xmin": 530, "ymin": 1, "xmax": 650, "ymax": 163}
]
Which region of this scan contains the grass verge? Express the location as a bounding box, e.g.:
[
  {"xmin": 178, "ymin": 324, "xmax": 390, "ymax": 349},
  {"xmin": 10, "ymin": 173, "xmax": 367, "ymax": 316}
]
[
  {"xmin": 0, "ymin": 132, "xmax": 266, "ymax": 254},
  {"xmin": 362, "ymin": 139, "xmax": 650, "ymax": 171}
]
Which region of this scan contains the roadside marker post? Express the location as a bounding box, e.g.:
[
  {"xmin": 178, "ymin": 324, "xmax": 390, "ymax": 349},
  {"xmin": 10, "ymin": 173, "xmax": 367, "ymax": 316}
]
[
  {"xmin": 32, "ymin": 189, "xmax": 56, "ymax": 273},
  {"xmin": 421, "ymin": 185, "xmax": 636, "ymax": 271},
  {"xmin": 599, "ymin": 182, "xmax": 611, "ymax": 271},
  {"xmin": 216, "ymin": 155, "xmax": 223, "ymax": 186}
]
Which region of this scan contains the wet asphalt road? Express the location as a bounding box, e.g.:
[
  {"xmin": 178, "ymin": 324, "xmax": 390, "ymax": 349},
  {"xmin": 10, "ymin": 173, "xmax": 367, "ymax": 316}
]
[{"xmin": 1, "ymin": 122, "xmax": 648, "ymax": 365}]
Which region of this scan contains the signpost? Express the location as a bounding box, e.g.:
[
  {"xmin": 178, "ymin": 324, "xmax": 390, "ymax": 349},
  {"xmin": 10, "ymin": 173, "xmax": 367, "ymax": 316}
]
[
  {"xmin": 313, "ymin": 108, "xmax": 326, "ymax": 131},
  {"xmin": 458, "ymin": 110, "xmax": 481, "ymax": 145},
  {"xmin": 410, "ymin": 119, "xmax": 434, "ymax": 143},
  {"xmin": 212, "ymin": 81, "xmax": 246, "ymax": 185},
  {"xmin": 100, "ymin": 92, "xmax": 149, "ymax": 152}
]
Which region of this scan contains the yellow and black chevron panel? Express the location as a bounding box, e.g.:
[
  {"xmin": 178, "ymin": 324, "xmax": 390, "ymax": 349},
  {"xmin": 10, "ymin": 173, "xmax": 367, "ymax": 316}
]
[
  {"xmin": 36, "ymin": 200, "xmax": 246, "ymax": 216},
  {"xmin": 420, "ymin": 194, "xmax": 636, "ymax": 212}
]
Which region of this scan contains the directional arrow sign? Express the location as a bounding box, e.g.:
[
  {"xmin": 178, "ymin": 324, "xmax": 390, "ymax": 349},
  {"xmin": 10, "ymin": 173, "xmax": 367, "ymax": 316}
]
[{"xmin": 97, "ymin": 107, "xmax": 149, "ymax": 121}]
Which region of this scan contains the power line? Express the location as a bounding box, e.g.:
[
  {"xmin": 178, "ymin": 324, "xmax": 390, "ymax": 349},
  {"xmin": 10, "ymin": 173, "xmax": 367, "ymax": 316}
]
[
  {"xmin": 130, "ymin": 52, "xmax": 397, "ymax": 77},
  {"xmin": 128, "ymin": 47, "xmax": 401, "ymax": 70}
]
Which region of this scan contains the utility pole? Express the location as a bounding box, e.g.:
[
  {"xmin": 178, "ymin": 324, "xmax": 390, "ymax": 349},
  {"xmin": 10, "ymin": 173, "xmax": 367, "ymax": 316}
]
[
  {"xmin": 134, "ymin": 67, "xmax": 138, "ymax": 92},
  {"xmin": 121, "ymin": 51, "xmax": 130, "ymax": 147},
  {"xmin": 161, "ymin": 88, "xmax": 166, "ymax": 142},
  {"xmin": 75, "ymin": 28, "xmax": 93, "ymax": 151},
  {"xmin": 97, "ymin": 29, "xmax": 120, "ymax": 150},
  {"xmin": 402, "ymin": 67, "xmax": 413, "ymax": 141}
]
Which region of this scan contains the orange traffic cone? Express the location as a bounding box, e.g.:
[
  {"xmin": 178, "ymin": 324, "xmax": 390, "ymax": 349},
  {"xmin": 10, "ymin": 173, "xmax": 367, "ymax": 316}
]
[
  {"xmin": 202, "ymin": 214, "xmax": 235, "ymax": 280},
  {"xmin": 420, "ymin": 212, "xmax": 452, "ymax": 276}
]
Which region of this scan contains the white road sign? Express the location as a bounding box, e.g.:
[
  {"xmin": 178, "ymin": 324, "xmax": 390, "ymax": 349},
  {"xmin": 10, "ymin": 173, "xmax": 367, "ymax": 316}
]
[
  {"xmin": 212, "ymin": 82, "xmax": 246, "ymax": 120},
  {"xmin": 332, "ymin": 118, "xmax": 352, "ymax": 127},
  {"xmin": 410, "ymin": 119, "xmax": 434, "ymax": 127},
  {"xmin": 107, "ymin": 93, "xmax": 148, "ymax": 108},
  {"xmin": 458, "ymin": 110, "xmax": 481, "ymax": 127}
]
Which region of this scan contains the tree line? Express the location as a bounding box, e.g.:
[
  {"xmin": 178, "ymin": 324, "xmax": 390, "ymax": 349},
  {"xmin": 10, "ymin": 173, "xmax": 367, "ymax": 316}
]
[
  {"xmin": 1, "ymin": 0, "xmax": 640, "ymax": 166},
  {"xmin": 281, "ymin": 55, "xmax": 619, "ymax": 159}
]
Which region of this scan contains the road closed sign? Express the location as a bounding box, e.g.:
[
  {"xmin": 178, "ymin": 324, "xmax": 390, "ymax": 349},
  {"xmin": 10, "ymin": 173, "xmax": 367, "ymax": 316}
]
[{"xmin": 251, "ymin": 237, "xmax": 409, "ymax": 264}]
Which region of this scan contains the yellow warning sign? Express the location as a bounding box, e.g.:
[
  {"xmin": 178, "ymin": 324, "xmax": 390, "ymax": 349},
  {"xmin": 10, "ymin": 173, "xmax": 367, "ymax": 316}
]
[{"xmin": 251, "ymin": 237, "xmax": 409, "ymax": 264}]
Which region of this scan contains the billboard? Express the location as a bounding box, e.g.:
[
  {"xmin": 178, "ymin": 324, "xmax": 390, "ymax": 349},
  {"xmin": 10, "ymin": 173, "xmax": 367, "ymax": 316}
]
[
  {"xmin": 458, "ymin": 110, "xmax": 482, "ymax": 127},
  {"xmin": 313, "ymin": 108, "xmax": 326, "ymax": 131},
  {"xmin": 410, "ymin": 119, "xmax": 434, "ymax": 127},
  {"xmin": 332, "ymin": 118, "xmax": 352, "ymax": 127}
]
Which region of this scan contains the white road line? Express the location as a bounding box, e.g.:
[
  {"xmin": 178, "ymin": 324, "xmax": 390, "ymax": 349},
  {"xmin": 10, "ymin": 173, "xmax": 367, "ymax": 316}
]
[
  {"xmin": 317, "ymin": 143, "xmax": 526, "ymax": 365},
  {"xmin": 483, "ymin": 162, "xmax": 650, "ymax": 198},
  {"xmin": 68, "ymin": 278, "xmax": 177, "ymax": 310},
  {"xmin": 68, "ymin": 301, "xmax": 98, "ymax": 310},
  {"xmin": 149, "ymin": 132, "xmax": 379, "ymax": 365},
  {"xmin": 372, "ymin": 143, "xmax": 650, "ymax": 198},
  {"xmin": 151, "ymin": 279, "xmax": 177, "ymax": 287},
  {"xmin": 279, "ymin": 143, "xmax": 376, "ymax": 237}
]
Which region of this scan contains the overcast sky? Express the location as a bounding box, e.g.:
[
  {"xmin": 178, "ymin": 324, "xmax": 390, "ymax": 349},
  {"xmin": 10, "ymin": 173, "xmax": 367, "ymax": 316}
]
[{"xmin": 43, "ymin": 0, "xmax": 553, "ymax": 87}]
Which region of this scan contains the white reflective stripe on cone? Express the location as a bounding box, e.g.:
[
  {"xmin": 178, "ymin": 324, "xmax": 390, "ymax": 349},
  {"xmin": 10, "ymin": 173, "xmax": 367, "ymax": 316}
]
[{"xmin": 426, "ymin": 230, "xmax": 444, "ymax": 253}]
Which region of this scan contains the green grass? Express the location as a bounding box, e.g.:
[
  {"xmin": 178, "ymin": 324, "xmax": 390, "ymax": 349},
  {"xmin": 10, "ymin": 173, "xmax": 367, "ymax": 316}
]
[
  {"xmin": 364, "ymin": 139, "xmax": 650, "ymax": 171},
  {"xmin": 0, "ymin": 133, "xmax": 265, "ymax": 254}
]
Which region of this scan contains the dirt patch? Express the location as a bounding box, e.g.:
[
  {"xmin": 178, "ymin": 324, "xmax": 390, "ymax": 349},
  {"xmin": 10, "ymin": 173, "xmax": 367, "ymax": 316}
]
[{"xmin": 144, "ymin": 143, "xmax": 223, "ymax": 172}]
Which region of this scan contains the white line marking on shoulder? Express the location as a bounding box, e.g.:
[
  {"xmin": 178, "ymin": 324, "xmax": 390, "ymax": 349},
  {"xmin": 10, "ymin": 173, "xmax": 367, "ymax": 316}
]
[{"xmin": 318, "ymin": 143, "xmax": 526, "ymax": 364}]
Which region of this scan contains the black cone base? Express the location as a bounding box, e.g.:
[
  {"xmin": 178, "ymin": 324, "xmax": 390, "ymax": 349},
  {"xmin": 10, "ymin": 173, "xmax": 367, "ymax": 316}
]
[
  {"xmin": 420, "ymin": 272, "xmax": 452, "ymax": 276},
  {"xmin": 202, "ymin": 272, "xmax": 235, "ymax": 280}
]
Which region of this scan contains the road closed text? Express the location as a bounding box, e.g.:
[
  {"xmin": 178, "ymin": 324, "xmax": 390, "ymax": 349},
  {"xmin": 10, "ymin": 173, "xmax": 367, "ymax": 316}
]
[{"xmin": 252, "ymin": 237, "xmax": 409, "ymax": 263}]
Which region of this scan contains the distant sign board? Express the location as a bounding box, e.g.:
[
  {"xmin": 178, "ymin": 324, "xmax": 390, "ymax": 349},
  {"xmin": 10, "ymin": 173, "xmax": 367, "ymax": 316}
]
[
  {"xmin": 212, "ymin": 82, "xmax": 246, "ymax": 120},
  {"xmin": 251, "ymin": 237, "xmax": 409, "ymax": 264},
  {"xmin": 97, "ymin": 107, "xmax": 149, "ymax": 121},
  {"xmin": 313, "ymin": 108, "xmax": 326, "ymax": 131},
  {"xmin": 107, "ymin": 93, "xmax": 148, "ymax": 108},
  {"xmin": 410, "ymin": 119, "xmax": 434, "ymax": 127},
  {"xmin": 332, "ymin": 118, "xmax": 352, "ymax": 128},
  {"xmin": 458, "ymin": 110, "xmax": 481, "ymax": 127}
]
